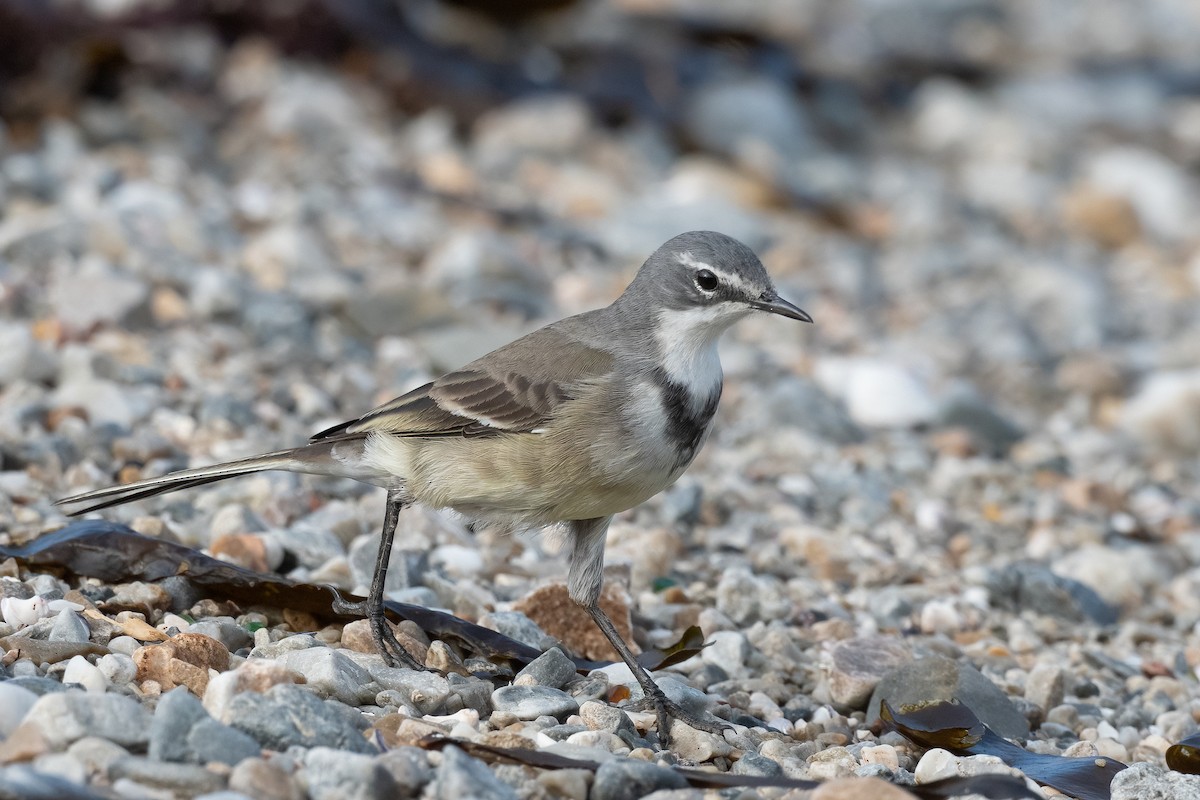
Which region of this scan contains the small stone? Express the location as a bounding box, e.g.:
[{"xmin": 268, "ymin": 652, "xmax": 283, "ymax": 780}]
[
  {"xmin": 108, "ymin": 755, "xmax": 226, "ymax": 796},
  {"xmin": 150, "ymin": 687, "xmax": 209, "ymax": 763},
  {"xmin": 477, "ymin": 609, "xmax": 558, "ymax": 652},
  {"xmin": 434, "ymin": 745, "xmax": 519, "ymax": 800},
  {"xmin": 61, "ymin": 655, "xmax": 108, "ymax": 694},
  {"xmin": 513, "ymin": 647, "xmax": 578, "ymax": 690},
  {"xmin": 275, "ymin": 647, "xmax": 374, "ymax": 706},
  {"xmin": 67, "ymin": 736, "xmax": 129, "ymax": 777},
  {"xmin": 826, "ymin": 637, "xmax": 913, "ymax": 709},
  {"xmin": 303, "ymin": 747, "xmax": 397, "ymax": 800},
  {"xmin": 591, "ymin": 758, "xmax": 687, "ymax": 800},
  {"xmin": 535, "ymin": 768, "xmax": 591, "ymax": 800},
  {"xmin": 48, "ymin": 610, "xmax": 91, "ymax": 644},
  {"xmin": 1110, "ymin": 761, "xmax": 1200, "ymax": 800},
  {"xmin": 811, "ymin": 777, "xmax": 915, "ymax": 800},
  {"xmin": 666, "ymin": 720, "xmax": 733, "ymax": 762},
  {"xmin": 375, "ymin": 747, "xmax": 433, "ymax": 795},
  {"xmin": 491, "ymin": 685, "xmax": 579, "ymax": 721},
  {"xmin": 341, "ymin": 618, "xmax": 428, "ymax": 664},
  {"xmin": 96, "ymin": 653, "xmax": 136, "ymax": 687},
  {"xmin": 731, "ymin": 751, "xmax": 783, "ymax": 777},
  {"xmin": 807, "ymin": 746, "xmax": 858, "ymax": 781},
  {"xmin": 579, "ymin": 701, "xmax": 637, "ymax": 738},
  {"xmin": 188, "ymin": 717, "xmax": 262, "ymax": 767},
  {"xmin": 0, "ymin": 682, "xmax": 38, "ymax": 736},
  {"xmin": 25, "ymin": 691, "xmax": 151, "ymax": 749},
  {"xmin": 815, "ymin": 358, "xmax": 938, "ymax": 428},
  {"xmin": 512, "ymin": 583, "xmax": 630, "ymax": 661},
  {"xmin": 230, "ymin": 757, "xmax": 303, "ymax": 800},
  {"xmin": 0, "ymin": 722, "xmax": 50, "ymax": 764},
  {"xmin": 226, "ymin": 684, "xmax": 372, "ymax": 753},
  {"xmin": 1025, "ymin": 663, "xmax": 1066, "ymax": 711},
  {"xmin": 699, "ymin": 630, "xmax": 752, "ymax": 677},
  {"xmin": 167, "ymin": 633, "xmax": 232, "ymax": 672},
  {"xmin": 913, "ymin": 749, "xmax": 1019, "ymax": 783},
  {"xmin": 424, "ymin": 639, "xmax": 469, "ymax": 676},
  {"xmin": 370, "ymin": 666, "xmax": 452, "ymax": 715}
]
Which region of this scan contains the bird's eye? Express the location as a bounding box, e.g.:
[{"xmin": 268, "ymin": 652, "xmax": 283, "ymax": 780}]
[{"xmin": 695, "ymin": 269, "xmax": 719, "ymax": 292}]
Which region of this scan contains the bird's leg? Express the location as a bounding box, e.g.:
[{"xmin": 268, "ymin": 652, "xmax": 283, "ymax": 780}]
[
  {"xmin": 568, "ymin": 517, "xmax": 729, "ymax": 744},
  {"xmin": 331, "ymin": 489, "xmax": 422, "ymax": 670}
]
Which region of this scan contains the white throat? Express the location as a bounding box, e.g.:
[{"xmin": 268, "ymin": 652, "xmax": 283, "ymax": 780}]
[{"xmin": 654, "ymin": 306, "xmax": 738, "ymax": 397}]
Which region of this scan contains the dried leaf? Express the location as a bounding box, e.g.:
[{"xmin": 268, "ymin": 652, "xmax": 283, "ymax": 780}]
[
  {"xmin": 882, "ymin": 700, "xmax": 1125, "ymax": 800},
  {"xmin": 637, "ymin": 625, "xmax": 706, "ymax": 671},
  {"xmin": 118, "ymin": 616, "xmax": 169, "ymax": 642},
  {"xmin": 1, "ymin": 521, "xmax": 577, "ymax": 668},
  {"xmin": 415, "ymin": 734, "xmax": 1039, "ymax": 798}
]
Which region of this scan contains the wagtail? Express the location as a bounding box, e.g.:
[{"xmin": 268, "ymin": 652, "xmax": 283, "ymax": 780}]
[{"xmin": 57, "ymin": 230, "xmax": 812, "ymax": 741}]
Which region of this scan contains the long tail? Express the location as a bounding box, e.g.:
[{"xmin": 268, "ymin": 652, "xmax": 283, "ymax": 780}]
[{"xmin": 56, "ymin": 442, "xmax": 360, "ymax": 516}]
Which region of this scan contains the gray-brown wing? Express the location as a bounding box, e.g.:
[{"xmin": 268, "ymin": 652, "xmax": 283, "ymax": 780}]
[{"xmin": 310, "ymin": 327, "xmax": 613, "ymax": 440}]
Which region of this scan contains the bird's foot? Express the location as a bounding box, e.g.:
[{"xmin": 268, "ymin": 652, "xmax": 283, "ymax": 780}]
[
  {"xmin": 634, "ymin": 691, "xmax": 731, "ymax": 743},
  {"xmin": 330, "ymin": 590, "xmax": 423, "ymax": 670}
]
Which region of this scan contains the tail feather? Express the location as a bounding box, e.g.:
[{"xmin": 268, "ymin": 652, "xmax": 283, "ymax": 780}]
[{"xmin": 56, "ymin": 444, "xmax": 352, "ymax": 516}]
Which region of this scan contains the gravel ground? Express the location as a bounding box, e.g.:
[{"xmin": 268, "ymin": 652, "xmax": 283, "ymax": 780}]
[{"xmin": 3, "ymin": 1, "xmax": 1200, "ymax": 798}]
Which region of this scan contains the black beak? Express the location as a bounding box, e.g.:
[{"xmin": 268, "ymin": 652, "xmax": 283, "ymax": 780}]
[{"xmin": 750, "ymin": 293, "xmax": 813, "ymax": 323}]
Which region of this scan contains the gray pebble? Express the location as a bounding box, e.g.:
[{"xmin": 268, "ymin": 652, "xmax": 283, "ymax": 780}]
[
  {"xmin": 150, "ymin": 688, "xmax": 210, "ymax": 762},
  {"xmin": 188, "ymin": 619, "xmax": 253, "ymax": 653},
  {"xmin": 370, "ymin": 666, "xmax": 452, "ymax": 715},
  {"xmin": 48, "ymin": 610, "xmax": 90, "ymax": 644},
  {"xmin": 513, "ymin": 647, "xmax": 578, "ymax": 690},
  {"xmin": 591, "ymin": 758, "xmax": 688, "ymax": 800},
  {"xmin": 275, "ymin": 647, "xmax": 376, "ymax": 706},
  {"xmin": 477, "ymin": 611, "xmax": 557, "ymax": 651},
  {"xmin": 25, "ymin": 691, "xmax": 151, "ymax": 749},
  {"xmin": 303, "ymin": 747, "xmax": 396, "ymax": 800},
  {"xmin": 447, "ymin": 673, "xmax": 493, "ymax": 716},
  {"xmin": 108, "ymin": 756, "xmax": 225, "ymax": 796},
  {"xmin": 1110, "ymin": 761, "xmax": 1200, "ymax": 800},
  {"xmin": 730, "ymin": 751, "xmax": 783, "ymax": 777},
  {"xmin": 491, "ymin": 685, "xmax": 579, "ymax": 721},
  {"xmin": 376, "ymin": 747, "xmax": 433, "ymax": 795},
  {"xmin": 985, "ymin": 564, "xmax": 1118, "ymax": 625},
  {"xmin": 227, "ymin": 685, "xmax": 372, "ymax": 754},
  {"xmin": 229, "ymin": 757, "xmax": 303, "ymax": 800},
  {"xmin": 826, "ymin": 636, "xmax": 913, "ymax": 709},
  {"xmin": 434, "ymin": 745, "xmax": 518, "ymax": 800},
  {"xmin": 0, "ymin": 764, "xmax": 109, "ymax": 800},
  {"xmin": 189, "ymin": 717, "xmax": 262, "ymax": 767}
]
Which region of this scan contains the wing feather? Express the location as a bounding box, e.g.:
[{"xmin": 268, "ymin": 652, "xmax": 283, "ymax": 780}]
[{"xmin": 310, "ymin": 327, "xmax": 614, "ymax": 441}]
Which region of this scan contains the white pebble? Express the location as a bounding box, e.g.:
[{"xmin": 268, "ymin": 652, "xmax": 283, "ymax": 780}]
[
  {"xmin": 62, "ymin": 655, "xmax": 109, "ymax": 694},
  {"xmin": 97, "ymin": 653, "xmax": 137, "ymax": 687}
]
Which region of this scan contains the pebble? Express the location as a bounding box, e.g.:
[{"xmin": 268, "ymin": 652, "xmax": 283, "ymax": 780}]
[
  {"xmin": 274, "ymin": 647, "xmax": 375, "ymax": 706},
  {"xmin": 24, "ymin": 691, "xmax": 151, "ymax": 750},
  {"xmin": 49, "ymin": 610, "xmax": 91, "ymax": 644},
  {"xmin": 226, "ymin": 685, "xmax": 372, "ymax": 754},
  {"xmin": 150, "ymin": 687, "xmax": 259, "ymax": 766},
  {"xmin": 825, "ymin": 637, "xmax": 913, "ymax": 709},
  {"xmin": 370, "ymin": 666, "xmax": 452, "ymax": 715},
  {"xmin": 61, "ymin": 655, "xmax": 108, "ymax": 694},
  {"xmin": 590, "ymin": 758, "xmax": 688, "ymax": 800},
  {"xmin": 301, "ymin": 748, "xmax": 397, "ymax": 800},
  {"xmin": 434, "ymin": 746, "xmax": 519, "ymax": 800},
  {"xmin": 491, "ymin": 685, "xmax": 579, "ymax": 721},
  {"xmin": 108, "ymin": 756, "xmax": 226, "ymax": 796},
  {"xmin": 228, "ymin": 758, "xmax": 303, "ymax": 800},
  {"xmin": 513, "ymin": 647, "xmax": 579, "ymax": 689},
  {"xmin": 0, "ymin": 682, "xmax": 38, "ymax": 737}
]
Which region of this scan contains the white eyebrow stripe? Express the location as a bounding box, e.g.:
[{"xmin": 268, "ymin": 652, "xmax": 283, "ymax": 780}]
[{"xmin": 675, "ymin": 251, "xmax": 754, "ymax": 296}]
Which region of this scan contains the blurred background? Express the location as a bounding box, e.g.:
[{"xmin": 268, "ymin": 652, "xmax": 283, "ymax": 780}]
[{"xmin": 1, "ymin": 0, "xmax": 1200, "ymax": 616}]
